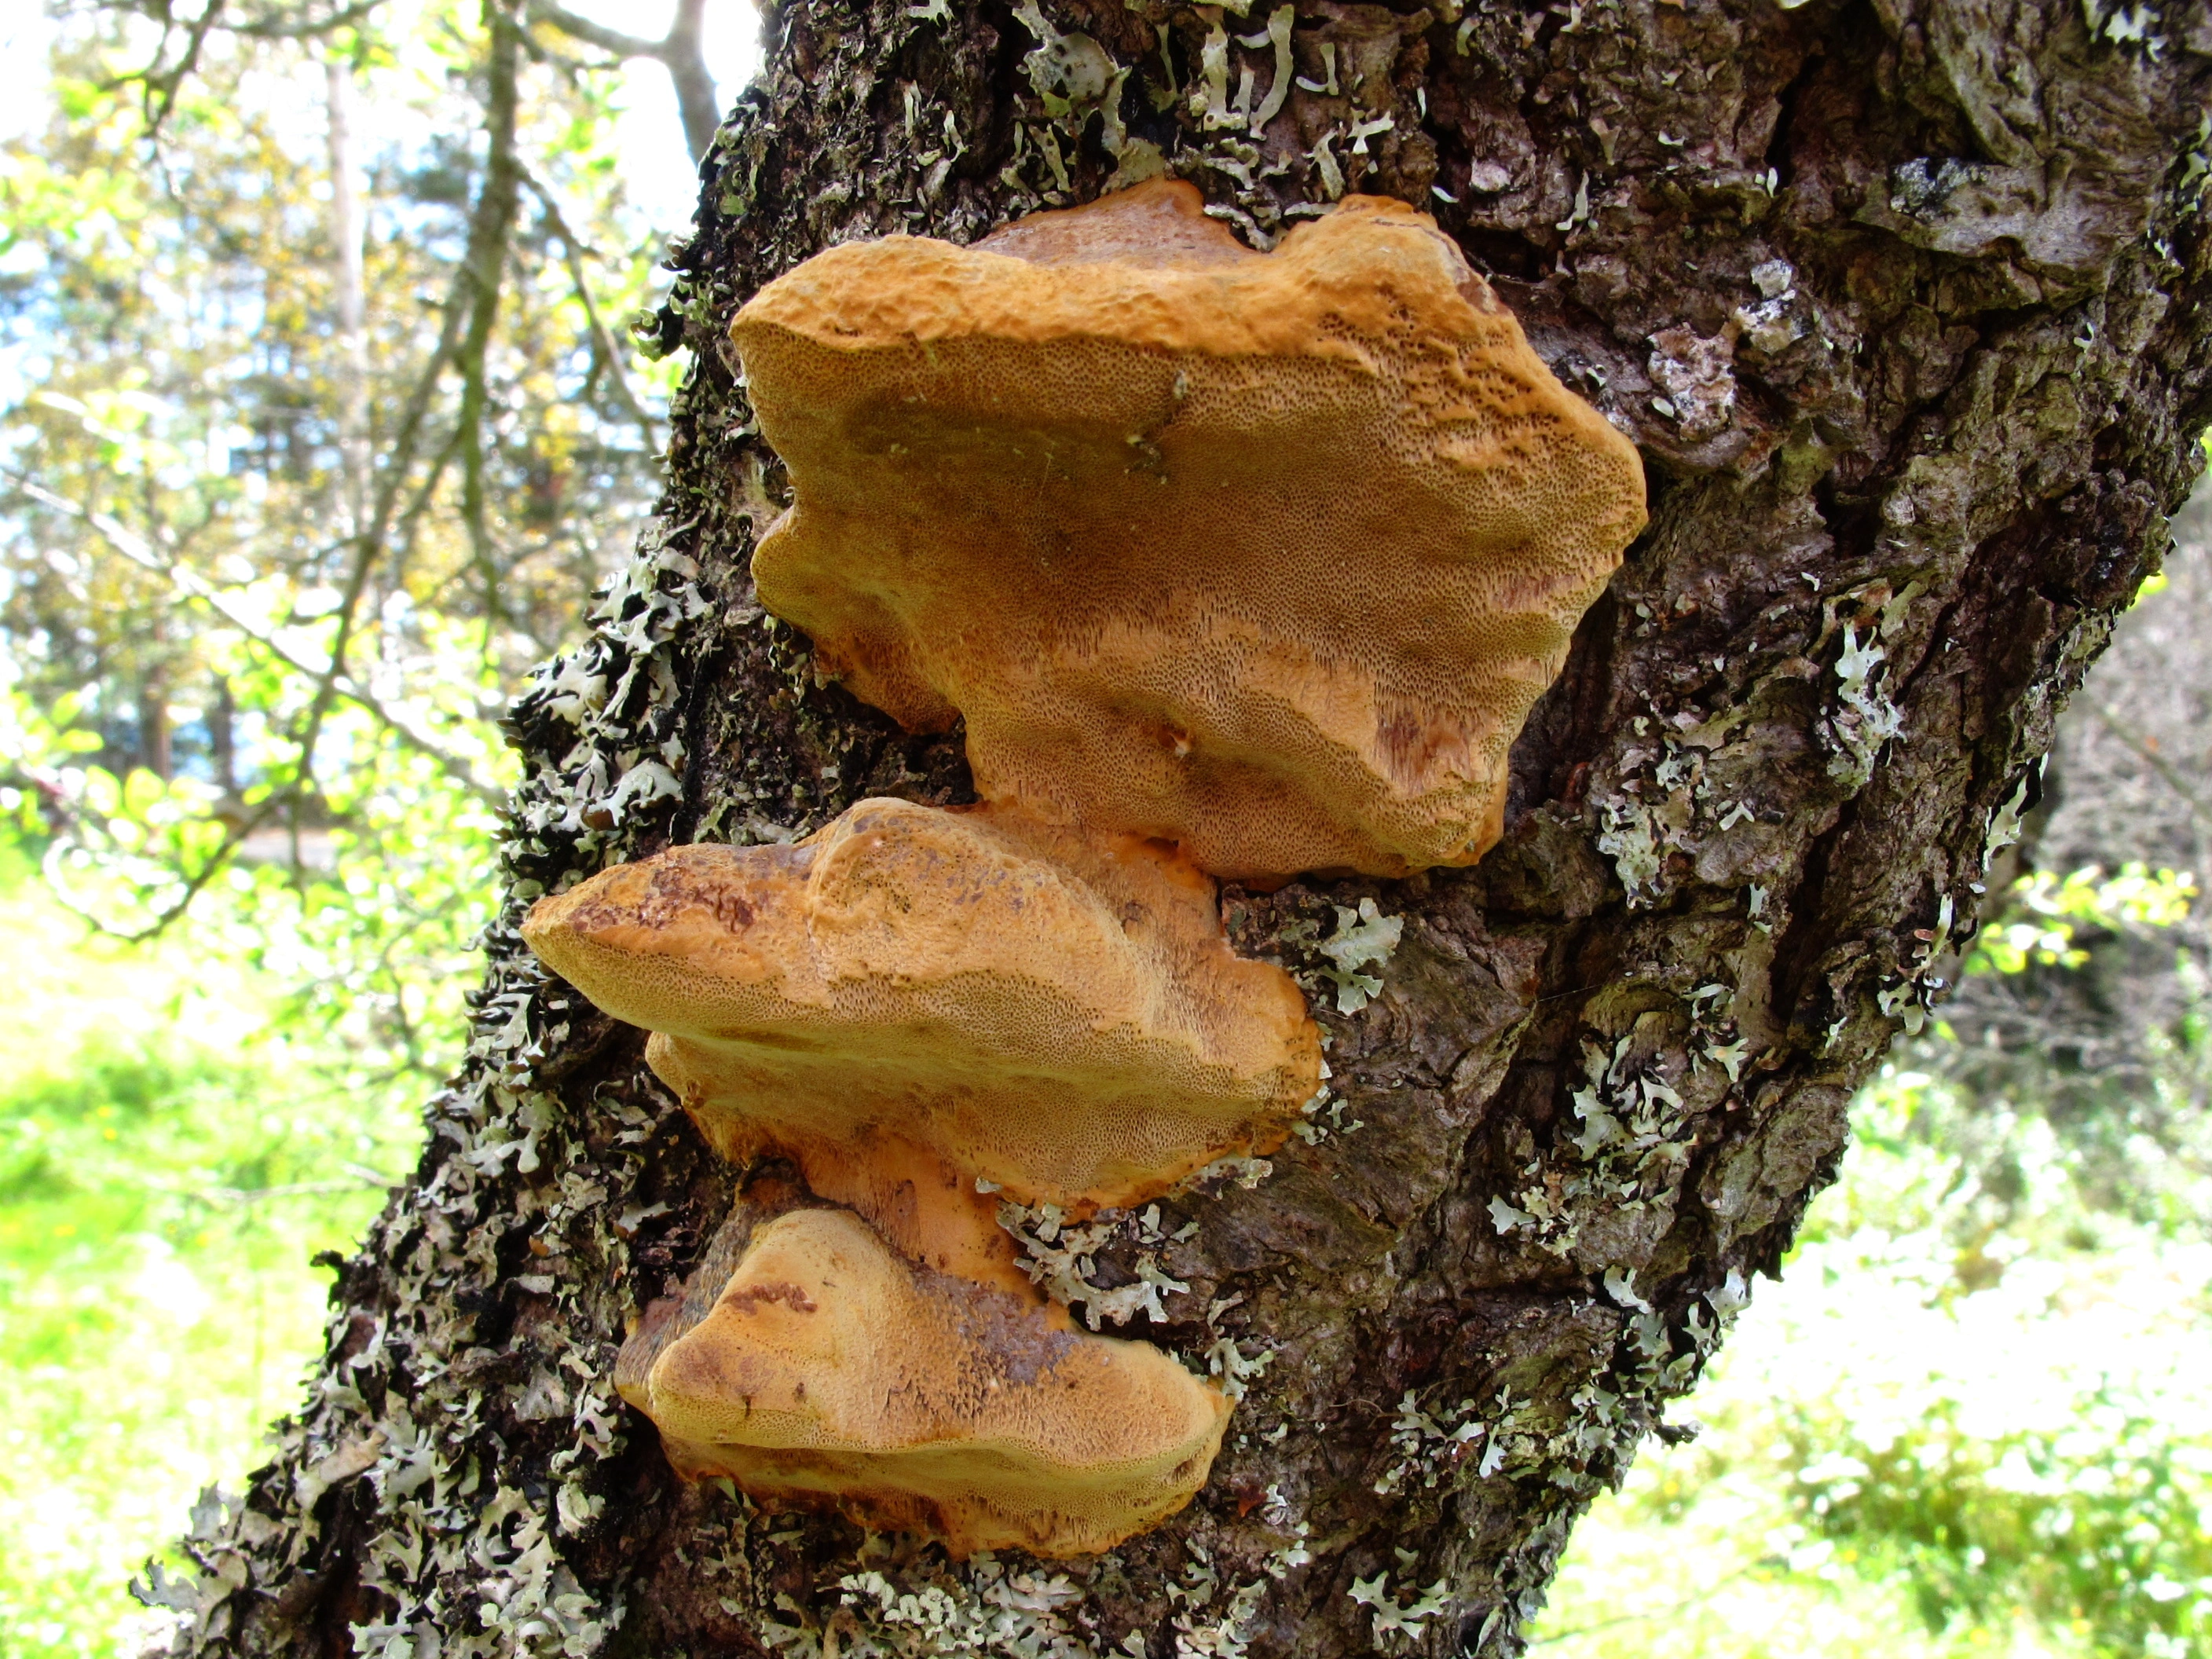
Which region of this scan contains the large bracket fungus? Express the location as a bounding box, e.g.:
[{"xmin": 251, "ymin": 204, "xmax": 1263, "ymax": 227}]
[
  {"xmin": 526, "ymin": 183, "xmax": 1644, "ymax": 1560},
  {"xmin": 733, "ymin": 179, "xmax": 1648, "ymax": 882}
]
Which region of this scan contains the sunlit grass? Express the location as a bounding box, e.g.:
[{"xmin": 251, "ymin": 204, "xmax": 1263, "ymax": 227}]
[
  {"xmin": 1534, "ymin": 1471, "xmax": 2086, "ymax": 1659},
  {"xmin": 0, "ymin": 851, "xmax": 409, "ymax": 1657},
  {"xmin": 1532, "ymin": 1066, "xmax": 2212, "ymax": 1659}
]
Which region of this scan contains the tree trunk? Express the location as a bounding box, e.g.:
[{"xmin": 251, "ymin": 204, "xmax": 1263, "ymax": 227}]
[{"xmin": 145, "ymin": 2, "xmax": 2210, "ymax": 1655}]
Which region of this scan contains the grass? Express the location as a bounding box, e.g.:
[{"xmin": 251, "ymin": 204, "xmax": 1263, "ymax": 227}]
[
  {"xmin": 0, "ymin": 847, "xmax": 414, "ymax": 1657},
  {"xmin": 1530, "ymin": 1066, "xmax": 2212, "ymax": 1659}
]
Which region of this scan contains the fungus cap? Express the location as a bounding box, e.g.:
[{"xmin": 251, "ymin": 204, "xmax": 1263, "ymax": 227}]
[
  {"xmin": 521, "ymin": 797, "xmax": 1320, "ymax": 1279},
  {"xmin": 617, "ymin": 1207, "xmax": 1230, "ymax": 1558},
  {"xmin": 733, "ymin": 180, "xmax": 1647, "ymax": 881}
]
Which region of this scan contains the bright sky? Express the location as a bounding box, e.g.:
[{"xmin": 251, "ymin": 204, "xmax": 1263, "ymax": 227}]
[
  {"xmin": 563, "ymin": 0, "xmax": 767, "ymax": 235},
  {"xmin": 0, "ymin": 2, "xmax": 764, "ymax": 239},
  {"xmin": 0, "ymin": 7, "xmax": 51, "ymax": 148}
]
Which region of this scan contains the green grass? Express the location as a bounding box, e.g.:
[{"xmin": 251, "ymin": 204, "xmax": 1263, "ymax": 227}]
[{"xmin": 0, "ymin": 850, "xmax": 414, "ymax": 1657}]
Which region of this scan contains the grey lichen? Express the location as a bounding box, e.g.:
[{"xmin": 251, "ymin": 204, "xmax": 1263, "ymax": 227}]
[{"xmin": 139, "ymin": 522, "xmax": 712, "ymax": 1658}]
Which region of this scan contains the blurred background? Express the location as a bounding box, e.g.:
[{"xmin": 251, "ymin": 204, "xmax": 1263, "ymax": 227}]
[{"xmin": 0, "ymin": 5, "xmax": 2204, "ymax": 1656}]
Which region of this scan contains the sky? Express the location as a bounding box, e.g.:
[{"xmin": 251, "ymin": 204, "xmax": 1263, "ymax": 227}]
[
  {"xmin": 0, "ymin": 2, "xmax": 764, "ymax": 240},
  {"xmin": 562, "ymin": 0, "xmax": 767, "ymax": 234},
  {"xmin": 0, "ymin": 5, "xmax": 52, "ymax": 148}
]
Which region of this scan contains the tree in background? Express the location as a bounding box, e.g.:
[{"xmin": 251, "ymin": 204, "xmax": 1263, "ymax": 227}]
[
  {"xmin": 2, "ymin": 0, "xmax": 720, "ymax": 1079},
  {"xmin": 1927, "ymin": 481, "xmax": 2212, "ymax": 1223},
  {"xmin": 21, "ymin": 0, "xmax": 2209, "ymax": 1654}
]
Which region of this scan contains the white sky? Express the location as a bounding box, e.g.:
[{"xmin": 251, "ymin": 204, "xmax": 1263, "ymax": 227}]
[
  {"xmin": 0, "ymin": 2, "xmax": 765, "ymax": 239},
  {"xmin": 0, "ymin": 5, "xmax": 51, "ymax": 147},
  {"xmin": 563, "ymin": 0, "xmax": 766, "ymax": 235}
]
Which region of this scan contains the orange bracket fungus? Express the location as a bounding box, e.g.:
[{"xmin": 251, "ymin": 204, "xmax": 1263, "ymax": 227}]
[
  {"xmin": 614, "ymin": 1206, "xmax": 1230, "ymax": 1558},
  {"xmin": 525, "ymin": 797, "xmax": 1320, "ymax": 1288},
  {"xmin": 733, "ymin": 178, "xmax": 1648, "ymax": 882},
  {"xmin": 528, "ymin": 182, "xmax": 1642, "ymax": 1558},
  {"xmin": 523, "ymin": 797, "xmax": 1314, "ymax": 1551}
]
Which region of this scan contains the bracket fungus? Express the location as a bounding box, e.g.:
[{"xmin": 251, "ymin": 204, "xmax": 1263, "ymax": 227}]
[
  {"xmin": 525, "ymin": 797, "xmax": 1320, "ymax": 1284},
  {"xmin": 525, "ymin": 797, "xmax": 1308, "ymax": 1550},
  {"xmin": 614, "ymin": 1206, "xmax": 1230, "ymax": 1558},
  {"xmin": 529, "ymin": 184, "xmax": 1640, "ymax": 1558},
  {"xmin": 734, "ymin": 178, "xmax": 1647, "ymax": 881}
]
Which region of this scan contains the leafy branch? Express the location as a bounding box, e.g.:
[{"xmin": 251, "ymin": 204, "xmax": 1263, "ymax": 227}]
[{"xmin": 8, "ymin": 474, "xmax": 504, "ymax": 810}]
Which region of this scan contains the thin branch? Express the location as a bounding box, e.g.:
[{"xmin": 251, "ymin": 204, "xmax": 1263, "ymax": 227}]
[
  {"xmin": 229, "ymin": 1, "xmax": 385, "ymax": 39},
  {"xmin": 139, "ymin": 0, "xmax": 231, "ymax": 140},
  {"xmin": 393, "ymin": 424, "xmax": 469, "ymax": 591},
  {"xmin": 140, "ymin": 1168, "xmax": 401, "ymax": 1205},
  {"xmin": 285, "ymin": 220, "xmax": 480, "ymax": 796},
  {"xmin": 1525, "ymin": 1562, "xmax": 1766, "ymax": 1646},
  {"xmin": 32, "ymin": 776, "xmax": 288, "ymax": 944},
  {"xmin": 9, "ymin": 475, "xmax": 504, "ymax": 810},
  {"xmin": 526, "ymin": 0, "xmax": 663, "ymax": 59},
  {"xmin": 2087, "ymin": 696, "xmax": 2212, "ymax": 830},
  {"xmin": 526, "ymin": 0, "xmax": 720, "ymax": 162},
  {"xmin": 454, "ymin": 0, "xmax": 526, "ymax": 642},
  {"xmin": 520, "ymin": 166, "xmax": 661, "ymax": 441},
  {"xmin": 661, "ymin": 0, "xmax": 720, "ymax": 166},
  {"xmin": 289, "ymin": 4, "xmax": 533, "ymax": 765}
]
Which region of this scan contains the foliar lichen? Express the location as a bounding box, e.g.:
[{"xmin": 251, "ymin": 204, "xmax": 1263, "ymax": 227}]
[
  {"xmin": 1311, "ymin": 900, "xmax": 1404, "ymax": 1013},
  {"xmin": 1591, "ymin": 704, "xmax": 1752, "ymax": 910},
  {"xmin": 139, "ymin": 519, "xmax": 716, "ymax": 1657}
]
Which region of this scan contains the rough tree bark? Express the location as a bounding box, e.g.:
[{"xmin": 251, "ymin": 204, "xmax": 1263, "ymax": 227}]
[{"xmin": 144, "ymin": 2, "xmax": 2211, "ymax": 1656}]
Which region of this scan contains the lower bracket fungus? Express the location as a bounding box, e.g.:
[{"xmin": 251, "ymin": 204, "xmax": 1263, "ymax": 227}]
[
  {"xmin": 731, "ymin": 178, "xmax": 1647, "ymax": 881},
  {"xmin": 614, "ymin": 1206, "xmax": 1230, "ymax": 1558}
]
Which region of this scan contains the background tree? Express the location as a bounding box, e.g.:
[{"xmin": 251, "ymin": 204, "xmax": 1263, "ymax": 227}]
[
  {"xmin": 99, "ymin": 0, "xmax": 2212, "ymax": 1655},
  {"xmin": 1, "ymin": 0, "xmax": 711, "ymax": 1075}
]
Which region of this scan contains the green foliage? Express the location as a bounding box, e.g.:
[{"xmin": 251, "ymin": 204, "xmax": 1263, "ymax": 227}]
[
  {"xmin": 1963, "ymin": 864, "xmax": 2196, "ymax": 976},
  {"xmin": 1782, "ymin": 1077, "xmax": 2210, "ymax": 1656},
  {"xmin": 0, "ymin": 0, "xmax": 682, "ymax": 964},
  {"xmin": 4, "ymin": 647, "xmax": 505, "ymax": 1092},
  {"xmin": 0, "ymin": 850, "xmax": 410, "ymax": 1658},
  {"xmin": 1534, "ymin": 1065, "xmax": 2212, "ymax": 1659},
  {"xmin": 0, "ymin": 12, "xmax": 712, "ymax": 1644},
  {"xmin": 0, "ymin": 8, "xmax": 691, "ymax": 1640}
]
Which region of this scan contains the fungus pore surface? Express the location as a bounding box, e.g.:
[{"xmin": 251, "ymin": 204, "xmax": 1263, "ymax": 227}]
[
  {"xmin": 733, "ymin": 179, "xmax": 1648, "ymax": 881},
  {"xmin": 616, "ymin": 1207, "xmax": 1229, "ymax": 1557},
  {"xmin": 522, "ymin": 797, "xmax": 1320, "ymax": 1286}
]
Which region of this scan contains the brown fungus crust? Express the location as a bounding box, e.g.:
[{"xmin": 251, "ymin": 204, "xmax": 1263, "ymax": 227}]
[
  {"xmin": 616, "ymin": 1207, "xmax": 1230, "ymax": 1558},
  {"xmin": 521, "ymin": 797, "xmax": 1320, "ymax": 1284},
  {"xmin": 733, "ymin": 180, "xmax": 1648, "ymax": 881}
]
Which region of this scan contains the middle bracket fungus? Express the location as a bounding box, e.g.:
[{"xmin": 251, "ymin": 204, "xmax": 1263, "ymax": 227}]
[
  {"xmin": 734, "ymin": 179, "xmax": 1648, "ymax": 881},
  {"xmin": 526, "ymin": 797, "xmax": 1320, "ymax": 1284}
]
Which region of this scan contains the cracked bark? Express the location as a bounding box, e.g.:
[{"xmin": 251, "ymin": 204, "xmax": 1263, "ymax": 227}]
[{"xmin": 149, "ymin": 2, "xmax": 2211, "ymax": 1657}]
